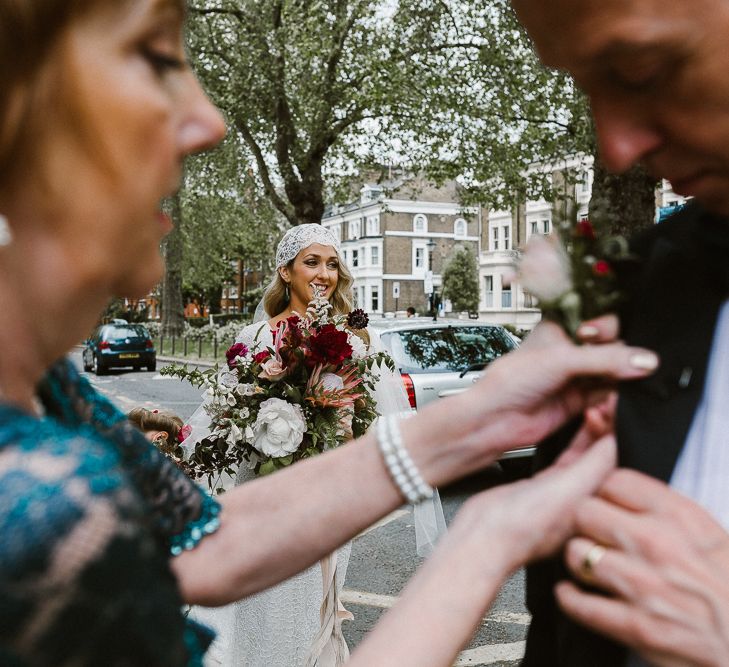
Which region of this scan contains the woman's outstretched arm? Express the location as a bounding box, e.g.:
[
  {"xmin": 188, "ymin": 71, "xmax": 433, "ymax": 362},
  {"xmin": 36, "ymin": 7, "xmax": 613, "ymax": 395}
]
[{"xmin": 172, "ymin": 321, "xmax": 656, "ymax": 606}]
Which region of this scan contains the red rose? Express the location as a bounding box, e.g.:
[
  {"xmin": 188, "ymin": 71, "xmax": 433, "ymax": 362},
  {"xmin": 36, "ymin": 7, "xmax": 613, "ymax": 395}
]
[
  {"xmin": 225, "ymin": 342, "xmax": 249, "ymax": 369},
  {"xmin": 253, "ymin": 350, "xmax": 271, "ymax": 364},
  {"xmin": 307, "ymin": 324, "xmax": 352, "ymax": 367},
  {"xmin": 575, "ymin": 220, "xmax": 596, "ymax": 240},
  {"xmin": 592, "ymin": 260, "xmax": 612, "ymax": 276}
]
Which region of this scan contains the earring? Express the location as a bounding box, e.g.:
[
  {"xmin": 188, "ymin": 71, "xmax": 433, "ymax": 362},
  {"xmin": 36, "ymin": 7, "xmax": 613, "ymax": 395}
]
[
  {"xmin": 285, "ymin": 283, "xmax": 290, "ymax": 301},
  {"xmin": 0, "ymin": 214, "xmax": 12, "ymax": 247}
]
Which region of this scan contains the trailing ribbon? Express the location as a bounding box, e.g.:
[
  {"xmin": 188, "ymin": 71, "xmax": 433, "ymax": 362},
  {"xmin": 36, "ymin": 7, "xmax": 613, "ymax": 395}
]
[{"xmin": 304, "ymin": 550, "xmax": 353, "ymax": 667}]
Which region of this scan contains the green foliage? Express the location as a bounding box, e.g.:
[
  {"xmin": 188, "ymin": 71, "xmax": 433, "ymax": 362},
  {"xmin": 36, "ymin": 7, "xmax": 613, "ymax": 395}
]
[
  {"xmin": 186, "ymin": 0, "xmax": 591, "ymax": 222},
  {"xmin": 442, "ymin": 246, "xmax": 480, "ymax": 312},
  {"xmin": 179, "ymin": 131, "xmax": 284, "ymax": 303}
]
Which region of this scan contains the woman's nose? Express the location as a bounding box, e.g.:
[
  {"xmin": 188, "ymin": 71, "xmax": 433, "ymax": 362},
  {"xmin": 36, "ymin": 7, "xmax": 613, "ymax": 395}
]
[{"xmin": 179, "ymin": 71, "xmax": 227, "ymax": 156}]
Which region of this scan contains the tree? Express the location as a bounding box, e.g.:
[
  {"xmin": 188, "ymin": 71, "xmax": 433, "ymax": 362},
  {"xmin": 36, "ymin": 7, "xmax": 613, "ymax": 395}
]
[
  {"xmin": 161, "ymin": 193, "xmax": 186, "ymax": 336},
  {"xmin": 179, "ymin": 130, "xmax": 284, "ymax": 314},
  {"xmin": 186, "ymin": 0, "xmax": 605, "ymax": 224},
  {"xmin": 442, "ymin": 245, "xmax": 480, "ymax": 313}
]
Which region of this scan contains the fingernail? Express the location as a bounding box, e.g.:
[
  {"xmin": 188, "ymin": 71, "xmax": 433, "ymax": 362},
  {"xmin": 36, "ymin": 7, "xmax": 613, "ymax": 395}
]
[
  {"xmin": 577, "ymin": 324, "xmax": 599, "ymax": 339},
  {"xmin": 630, "ymin": 352, "xmax": 659, "ymax": 371}
]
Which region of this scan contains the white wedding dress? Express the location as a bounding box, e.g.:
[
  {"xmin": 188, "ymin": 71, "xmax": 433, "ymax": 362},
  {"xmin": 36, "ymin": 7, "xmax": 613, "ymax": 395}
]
[{"xmin": 186, "ymin": 321, "xmax": 446, "ymax": 667}]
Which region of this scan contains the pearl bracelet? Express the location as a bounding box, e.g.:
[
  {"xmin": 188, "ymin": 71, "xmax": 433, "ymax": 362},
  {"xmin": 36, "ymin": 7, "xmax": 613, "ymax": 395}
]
[{"xmin": 376, "ymin": 414, "xmax": 434, "ymax": 504}]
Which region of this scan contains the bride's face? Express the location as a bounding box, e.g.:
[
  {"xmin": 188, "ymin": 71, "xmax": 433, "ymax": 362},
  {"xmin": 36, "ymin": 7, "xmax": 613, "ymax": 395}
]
[{"xmin": 281, "ymin": 243, "xmax": 340, "ymax": 308}]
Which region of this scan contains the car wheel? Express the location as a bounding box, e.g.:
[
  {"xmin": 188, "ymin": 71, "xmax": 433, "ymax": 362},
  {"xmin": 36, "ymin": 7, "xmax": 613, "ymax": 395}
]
[
  {"xmin": 83, "ymin": 356, "xmax": 92, "ymax": 372},
  {"xmin": 147, "ymin": 361, "xmax": 156, "ymax": 372},
  {"xmin": 133, "ymin": 364, "xmax": 141, "ymax": 371},
  {"xmin": 93, "ymin": 355, "xmax": 107, "ymax": 376}
]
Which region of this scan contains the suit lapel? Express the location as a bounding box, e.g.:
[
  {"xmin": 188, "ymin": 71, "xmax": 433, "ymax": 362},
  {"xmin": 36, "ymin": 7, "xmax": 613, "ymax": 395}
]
[{"xmin": 617, "ymin": 206, "xmax": 726, "ymax": 482}]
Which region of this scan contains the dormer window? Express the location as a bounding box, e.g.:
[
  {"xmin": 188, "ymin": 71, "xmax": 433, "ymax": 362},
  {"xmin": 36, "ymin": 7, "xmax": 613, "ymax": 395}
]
[{"xmin": 413, "ymin": 214, "xmax": 428, "ymax": 234}]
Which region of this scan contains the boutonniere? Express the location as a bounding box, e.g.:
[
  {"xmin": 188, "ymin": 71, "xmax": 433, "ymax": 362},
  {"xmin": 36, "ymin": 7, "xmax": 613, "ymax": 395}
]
[{"xmin": 518, "ymin": 200, "xmax": 634, "ymax": 340}]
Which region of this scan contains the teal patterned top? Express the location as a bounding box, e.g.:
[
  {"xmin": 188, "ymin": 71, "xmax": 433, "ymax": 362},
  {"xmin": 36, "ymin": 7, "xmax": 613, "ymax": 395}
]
[{"xmin": 0, "ymin": 358, "xmax": 221, "ymax": 666}]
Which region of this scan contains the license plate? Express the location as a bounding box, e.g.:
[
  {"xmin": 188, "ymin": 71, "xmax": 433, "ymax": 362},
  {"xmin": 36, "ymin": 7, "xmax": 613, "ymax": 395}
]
[{"xmin": 118, "ymin": 353, "xmax": 140, "ymax": 359}]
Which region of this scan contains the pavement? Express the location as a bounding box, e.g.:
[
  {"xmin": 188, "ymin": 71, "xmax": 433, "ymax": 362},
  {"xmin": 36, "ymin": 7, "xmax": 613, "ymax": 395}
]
[{"xmin": 156, "ymin": 354, "xmax": 217, "ymax": 369}]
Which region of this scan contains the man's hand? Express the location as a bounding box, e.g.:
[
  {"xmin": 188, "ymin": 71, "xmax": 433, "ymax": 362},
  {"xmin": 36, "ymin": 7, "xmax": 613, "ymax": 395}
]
[{"xmin": 558, "ymin": 470, "xmax": 729, "ymax": 667}]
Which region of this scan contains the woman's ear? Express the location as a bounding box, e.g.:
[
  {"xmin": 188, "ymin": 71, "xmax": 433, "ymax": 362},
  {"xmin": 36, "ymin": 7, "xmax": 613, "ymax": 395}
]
[{"xmin": 278, "ymin": 266, "xmax": 290, "ymax": 284}]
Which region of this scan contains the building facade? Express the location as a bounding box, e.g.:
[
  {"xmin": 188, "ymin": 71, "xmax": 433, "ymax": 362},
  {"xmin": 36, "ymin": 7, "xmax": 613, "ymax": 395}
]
[{"xmin": 321, "ymin": 176, "xmax": 479, "ymax": 316}]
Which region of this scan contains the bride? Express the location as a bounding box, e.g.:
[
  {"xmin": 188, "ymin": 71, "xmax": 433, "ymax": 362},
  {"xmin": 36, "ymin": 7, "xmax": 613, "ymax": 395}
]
[{"xmin": 189, "ymin": 224, "xmax": 446, "ymax": 667}]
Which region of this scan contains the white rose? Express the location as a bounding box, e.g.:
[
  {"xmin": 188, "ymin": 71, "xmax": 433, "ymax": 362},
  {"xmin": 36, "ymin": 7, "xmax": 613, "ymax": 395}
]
[
  {"xmin": 252, "ymin": 398, "xmax": 306, "ymax": 458},
  {"xmin": 348, "ymin": 333, "xmax": 368, "ymax": 359},
  {"xmin": 320, "ymin": 372, "xmax": 344, "ymax": 392},
  {"xmin": 518, "ymin": 234, "xmax": 573, "ymax": 303}
]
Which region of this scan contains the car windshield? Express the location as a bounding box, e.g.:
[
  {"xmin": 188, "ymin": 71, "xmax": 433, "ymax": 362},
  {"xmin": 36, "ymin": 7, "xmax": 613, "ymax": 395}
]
[
  {"xmin": 104, "ymin": 325, "xmax": 149, "ymax": 341},
  {"xmin": 381, "ymin": 326, "xmax": 516, "ymax": 374}
]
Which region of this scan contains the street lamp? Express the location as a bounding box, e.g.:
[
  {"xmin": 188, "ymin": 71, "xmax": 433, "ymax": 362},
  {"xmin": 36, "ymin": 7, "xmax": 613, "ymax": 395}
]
[{"xmin": 426, "ymin": 238, "xmax": 437, "ymax": 321}]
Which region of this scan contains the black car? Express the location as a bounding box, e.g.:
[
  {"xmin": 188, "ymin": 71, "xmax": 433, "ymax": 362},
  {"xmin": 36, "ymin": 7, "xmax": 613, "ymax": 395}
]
[{"xmin": 82, "ymin": 323, "xmax": 156, "ymax": 374}]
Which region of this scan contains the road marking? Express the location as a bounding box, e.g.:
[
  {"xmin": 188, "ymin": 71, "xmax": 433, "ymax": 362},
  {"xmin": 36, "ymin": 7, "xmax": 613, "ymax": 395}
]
[
  {"xmin": 340, "ymin": 590, "xmax": 530, "ymax": 625},
  {"xmin": 453, "ymin": 641, "xmax": 525, "ymax": 665},
  {"xmin": 356, "ymin": 508, "xmax": 410, "ymax": 538}
]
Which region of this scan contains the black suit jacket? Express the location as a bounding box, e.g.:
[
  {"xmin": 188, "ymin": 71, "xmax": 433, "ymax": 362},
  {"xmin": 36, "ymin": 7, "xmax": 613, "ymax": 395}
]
[{"xmin": 522, "ymin": 202, "xmax": 729, "ymax": 666}]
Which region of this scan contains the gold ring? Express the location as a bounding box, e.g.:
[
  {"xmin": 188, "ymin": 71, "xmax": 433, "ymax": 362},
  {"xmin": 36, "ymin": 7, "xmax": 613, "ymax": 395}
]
[{"xmin": 579, "ymin": 544, "xmax": 606, "ymax": 581}]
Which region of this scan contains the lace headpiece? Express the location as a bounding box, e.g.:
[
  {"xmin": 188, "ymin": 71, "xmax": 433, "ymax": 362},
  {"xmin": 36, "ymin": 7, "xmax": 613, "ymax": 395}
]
[{"xmin": 275, "ymin": 224, "xmax": 341, "ymax": 268}]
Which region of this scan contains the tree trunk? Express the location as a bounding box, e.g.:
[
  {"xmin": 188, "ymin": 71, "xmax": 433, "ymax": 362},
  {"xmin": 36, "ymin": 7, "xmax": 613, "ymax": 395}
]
[
  {"xmin": 589, "ymin": 159, "xmax": 657, "ymax": 237},
  {"xmin": 161, "ymin": 193, "xmax": 185, "ymax": 336}
]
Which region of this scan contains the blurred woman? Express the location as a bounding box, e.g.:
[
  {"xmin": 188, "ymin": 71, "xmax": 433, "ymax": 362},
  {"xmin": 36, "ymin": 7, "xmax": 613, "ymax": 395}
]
[{"xmin": 0, "ymin": 0, "xmax": 657, "ymax": 665}]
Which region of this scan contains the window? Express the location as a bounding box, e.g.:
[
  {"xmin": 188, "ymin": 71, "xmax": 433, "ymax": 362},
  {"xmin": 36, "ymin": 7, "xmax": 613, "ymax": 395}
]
[
  {"xmin": 413, "ymin": 214, "xmax": 428, "ymax": 234},
  {"xmin": 503, "ymin": 225, "xmax": 510, "ymax": 250},
  {"xmin": 530, "ymin": 220, "xmax": 538, "ymax": 235},
  {"xmin": 352, "ymin": 249, "xmax": 359, "ymax": 267},
  {"xmin": 370, "ymin": 246, "xmax": 380, "ymax": 266},
  {"xmin": 484, "ymin": 275, "xmax": 494, "ymax": 308},
  {"xmin": 332, "ymin": 224, "xmax": 342, "ymax": 242},
  {"xmin": 492, "ymin": 226, "xmax": 499, "ymax": 251},
  {"xmin": 349, "ymin": 219, "xmax": 361, "ymax": 240},
  {"xmin": 501, "ymin": 282, "xmax": 512, "ymax": 308},
  {"xmin": 542, "ymin": 218, "xmax": 551, "ymax": 235},
  {"xmin": 371, "ymin": 286, "xmax": 379, "ymax": 312},
  {"xmin": 366, "ymin": 216, "xmax": 380, "ymax": 236},
  {"xmin": 415, "ymin": 247, "xmax": 425, "ymax": 269},
  {"xmin": 580, "ymin": 170, "xmax": 591, "ymax": 194},
  {"xmin": 454, "ymin": 218, "xmax": 467, "ymax": 238},
  {"xmin": 343, "ymin": 250, "xmax": 348, "ymax": 263},
  {"xmin": 359, "ymin": 286, "xmax": 365, "ymax": 308}
]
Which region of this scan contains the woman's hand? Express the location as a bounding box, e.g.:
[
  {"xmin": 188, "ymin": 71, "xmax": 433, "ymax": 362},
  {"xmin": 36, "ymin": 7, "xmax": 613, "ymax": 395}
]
[
  {"xmin": 349, "ymin": 422, "xmax": 617, "ymax": 667},
  {"xmin": 408, "ymin": 317, "xmax": 657, "ymax": 483},
  {"xmin": 558, "ymin": 470, "xmax": 729, "ymax": 667}
]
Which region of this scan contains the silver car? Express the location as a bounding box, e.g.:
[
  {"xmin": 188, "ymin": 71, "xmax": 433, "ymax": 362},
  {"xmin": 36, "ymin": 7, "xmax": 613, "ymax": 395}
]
[{"xmin": 371, "ymin": 319, "xmax": 535, "ymax": 473}]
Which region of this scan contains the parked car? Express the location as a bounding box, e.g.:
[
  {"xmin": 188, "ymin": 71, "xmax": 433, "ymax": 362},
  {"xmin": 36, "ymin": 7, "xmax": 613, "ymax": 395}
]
[
  {"xmin": 370, "ymin": 319, "xmax": 535, "ymax": 473},
  {"xmin": 82, "ymin": 323, "xmax": 156, "ymax": 374}
]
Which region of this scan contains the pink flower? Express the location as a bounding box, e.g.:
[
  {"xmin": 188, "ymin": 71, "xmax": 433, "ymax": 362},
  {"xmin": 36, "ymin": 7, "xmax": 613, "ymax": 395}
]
[
  {"xmin": 518, "ymin": 234, "xmax": 572, "ymax": 303},
  {"xmin": 226, "ymin": 342, "xmax": 249, "ymax": 369},
  {"xmin": 177, "ymin": 424, "xmax": 192, "ymax": 443},
  {"xmin": 259, "ymin": 357, "xmax": 288, "ymax": 381}
]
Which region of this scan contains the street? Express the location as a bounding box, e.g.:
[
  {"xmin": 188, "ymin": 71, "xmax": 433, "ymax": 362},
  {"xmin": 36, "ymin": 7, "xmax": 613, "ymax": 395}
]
[{"xmin": 70, "ymin": 350, "xmax": 528, "ymax": 667}]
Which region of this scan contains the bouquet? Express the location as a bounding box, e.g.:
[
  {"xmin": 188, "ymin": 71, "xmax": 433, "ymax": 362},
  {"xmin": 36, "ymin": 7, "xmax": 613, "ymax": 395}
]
[
  {"xmin": 162, "ymin": 288, "xmax": 395, "ymax": 489},
  {"xmin": 518, "ymin": 200, "xmax": 634, "ymax": 339}
]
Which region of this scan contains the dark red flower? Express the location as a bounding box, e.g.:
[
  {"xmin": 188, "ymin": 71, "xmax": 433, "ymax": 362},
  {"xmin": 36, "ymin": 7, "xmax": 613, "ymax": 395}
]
[
  {"xmin": 225, "ymin": 342, "xmax": 249, "ymax": 369},
  {"xmin": 253, "ymin": 350, "xmax": 271, "ymax": 364},
  {"xmin": 575, "ymin": 220, "xmax": 596, "ymax": 240},
  {"xmin": 347, "ymin": 309, "xmax": 369, "ymax": 330},
  {"xmin": 307, "ymin": 324, "xmax": 352, "ymax": 367},
  {"xmin": 177, "ymin": 424, "xmax": 192, "ymax": 443},
  {"xmin": 593, "ymin": 260, "xmax": 612, "ymax": 276}
]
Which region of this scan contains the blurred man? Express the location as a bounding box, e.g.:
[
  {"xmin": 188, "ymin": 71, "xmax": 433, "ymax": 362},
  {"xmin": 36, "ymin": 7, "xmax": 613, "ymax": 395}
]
[{"xmin": 511, "ymin": 0, "xmax": 729, "ymax": 664}]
